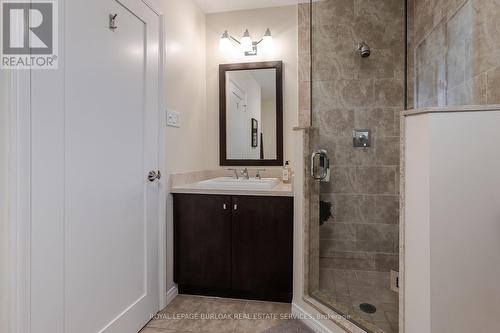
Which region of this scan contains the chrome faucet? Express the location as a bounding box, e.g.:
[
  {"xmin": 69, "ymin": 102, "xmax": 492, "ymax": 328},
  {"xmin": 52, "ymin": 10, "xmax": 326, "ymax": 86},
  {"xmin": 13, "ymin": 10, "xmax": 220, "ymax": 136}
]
[
  {"xmin": 240, "ymin": 168, "xmax": 249, "ymax": 179},
  {"xmin": 227, "ymin": 168, "xmax": 239, "ymax": 179},
  {"xmin": 255, "ymin": 169, "xmax": 266, "ymax": 179}
]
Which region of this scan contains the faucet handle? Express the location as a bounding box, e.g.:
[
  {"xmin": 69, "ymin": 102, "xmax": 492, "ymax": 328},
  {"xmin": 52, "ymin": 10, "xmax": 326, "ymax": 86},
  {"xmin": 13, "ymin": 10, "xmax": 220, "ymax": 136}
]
[
  {"xmin": 227, "ymin": 168, "xmax": 239, "ymax": 179},
  {"xmin": 255, "ymin": 169, "xmax": 266, "ymax": 179}
]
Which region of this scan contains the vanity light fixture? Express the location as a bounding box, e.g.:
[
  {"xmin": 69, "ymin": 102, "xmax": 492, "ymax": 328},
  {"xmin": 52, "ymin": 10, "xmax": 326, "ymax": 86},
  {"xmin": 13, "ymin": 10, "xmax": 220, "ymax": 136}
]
[
  {"xmin": 241, "ymin": 29, "xmax": 253, "ymax": 53},
  {"xmin": 219, "ymin": 28, "xmax": 274, "ymax": 56}
]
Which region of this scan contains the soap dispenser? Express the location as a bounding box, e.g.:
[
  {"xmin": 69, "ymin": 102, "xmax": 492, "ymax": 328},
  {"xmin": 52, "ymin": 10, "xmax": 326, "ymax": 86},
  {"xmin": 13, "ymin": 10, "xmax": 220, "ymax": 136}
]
[{"xmin": 282, "ymin": 161, "xmax": 292, "ymax": 184}]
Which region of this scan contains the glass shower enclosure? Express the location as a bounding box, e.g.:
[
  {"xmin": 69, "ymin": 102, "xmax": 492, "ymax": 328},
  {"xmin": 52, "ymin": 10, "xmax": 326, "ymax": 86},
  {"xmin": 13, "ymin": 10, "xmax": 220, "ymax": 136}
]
[{"xmin": 301, "ymin": 1, "xmax": 406, "ymax": 332}]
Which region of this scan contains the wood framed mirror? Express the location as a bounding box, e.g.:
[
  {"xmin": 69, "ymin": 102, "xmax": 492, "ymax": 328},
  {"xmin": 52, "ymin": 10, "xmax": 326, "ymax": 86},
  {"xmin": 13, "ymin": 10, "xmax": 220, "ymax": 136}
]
[{"xmin": 219, "ymin": 61, "xmax": 283, "ymax": 166}]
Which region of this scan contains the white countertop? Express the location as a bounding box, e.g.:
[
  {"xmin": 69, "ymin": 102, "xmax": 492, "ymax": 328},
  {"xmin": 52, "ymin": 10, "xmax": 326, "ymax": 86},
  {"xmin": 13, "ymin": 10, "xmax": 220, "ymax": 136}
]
[{"xmin": 170, "ymin": 181, "xmax": 293, "ymax": 197}]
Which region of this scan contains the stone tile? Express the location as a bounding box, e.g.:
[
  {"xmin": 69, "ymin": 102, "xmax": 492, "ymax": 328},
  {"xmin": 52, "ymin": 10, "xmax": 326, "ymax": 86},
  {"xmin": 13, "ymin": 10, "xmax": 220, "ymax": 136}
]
[
  {"xmin": 313, "ymin": 79, "xmax": 375, "ymax": 110},
  {"xmin": 320, "ymin": 136, "xmax": 376, "ymax": 167},
  {"xmin": 470, "ymin": 0, "xmax": 500, "ymax": 75},
  {"xmin": 313, "ymin": 0, "xmax": 355, "ymax": 27},
  {"xmin": 298, "ymin": 51, "xmax": 311, "ymax": 82},
  {"xmin": 233, "ymin": 301, "xmax": 291, "ymax": 333},
  {"xmin": 298, "ymin": 3, "xmax": 310, "ymax": 27},
  {"xmin": 313, "ymin": 267, "xmax": 399, "ymax": 332},
  {"xmin": 447, "ymin": 73, "xmax": 487, "ymax": 105},
  {"xmin": 313, "ymin": 50, "xmax": 360, "ymax": 81},
  {"xmin": 446, "ymin": 1, "xmax": 473, "ymax": 89},
  {"xmin": 298, "ymin": 81, "xmax": 311, "ymax": 114},
  {"xmin": 375, "ymin": 137, "xmax": 400, "ymax": 166},
  {"xmin": 320, "ymin": 239, "xmax": 357, "ymax": 255},
  {"xmin": 375, "ymin": 253, "xmax": 399, "ymax": 272},
  {"xmin": 356, "ymin": 239, "xmax": 398, "ymax": 253},
  {"xmin": 192, "ymin": 298, "xmax": 247, "ymax": 333},
  {"xmin": 319, "ymin": 269, "xmax": 337, "ymax": 290},
  {"xmin": 355, "ymin": 223, "xmax": 398, "ymax": 242},
  {"xmin": 486, "ymin": 65, "xmax": 500, "ymax": 104},
  {"xmin": 140, "ymin": 328, "xmax": 177, "ymax": 333},
  {"xmin": 358, "ymin": 48, "xmax": 396, "ymax": 79},
  {"xmin": 374, "ymin": 195, "xmax": 399, "ymax": 224},
  {"xmin": 332, "ymin": 194, "xmax": 366, "ymax": 223},
  {"xmin": 415, "ymin": 22, "xmax": 446, "ymax": 107},
  {"xmin": 312, "ymin": 23, "xmax": 355, "ymax": 55},
  {"xmin": 356, "ymin": 167, "xmax": 397, "ymax": 194},
  {"xmin": 321, "ymin": 167, "xmax": 357, "ymax": 194},
  {"xmin": 341, "ymin": 79, "xmax": 375, "ymax": 107},
  {"xmin": 319, "ymin": 222, "xmax": 356, "ymax": 240},
  {"xmin": 148, "ymin": 296, "xmax": 202, "ymax": 331},
  {"xmin": 320, "ymin": 252, "xmax": 376, "ymax": 271},
  {"xmin": 353, "ymin": 0, "xmax": 404, "ymax": 48},
  {"xmin": 372, "ymin": 321, "xmax": 394, "ymax": 333},
  {"xmin": 354, "ymin": 108, "xmax": 398, "ymax": 137},
  {"xmin": 385, "ymin": 310, "xmax": 399, "ymax": 331},
  {"xmin": 374, "ymin": 79, "xmax": 404, "ymax": 107},
  {"xmin": 318, "ymin": 109, "xmax": 355, "ymax": 137}
]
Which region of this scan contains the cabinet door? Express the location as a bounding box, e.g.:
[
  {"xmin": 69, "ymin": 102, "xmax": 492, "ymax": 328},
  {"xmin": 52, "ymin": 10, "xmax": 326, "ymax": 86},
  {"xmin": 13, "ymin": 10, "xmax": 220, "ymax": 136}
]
[
  {"xmin": 231, "ymin": 196, "xmax": 293, "ymax": 302},
  {"xmin": 174, "ymin": 194, "xmax": 232, "ymax": 289}
]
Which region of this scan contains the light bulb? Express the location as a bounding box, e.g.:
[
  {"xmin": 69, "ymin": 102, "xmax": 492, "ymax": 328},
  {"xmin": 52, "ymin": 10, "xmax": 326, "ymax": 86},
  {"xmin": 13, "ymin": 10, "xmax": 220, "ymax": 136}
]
[
  {"xmin": 261, "ymin": 28, "xmax": 274, "ymax": 54},
  {"xmin": 219, "ymin": 31, "xmax": 232, "ymax": 53},
  {"xmin": 240, "ymin": 29, "xmax": 253, "ymax": 53}
]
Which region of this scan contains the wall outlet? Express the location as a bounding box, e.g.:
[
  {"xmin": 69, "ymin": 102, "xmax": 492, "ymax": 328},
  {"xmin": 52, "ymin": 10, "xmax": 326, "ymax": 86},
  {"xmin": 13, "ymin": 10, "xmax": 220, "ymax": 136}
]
[
  {"xmin": 390, "ymin": 270, "xmax": 399, "ymax": 293},
  {"xmin": 167, "ymin": 110, "xmax": 180, "ymax": 128}
]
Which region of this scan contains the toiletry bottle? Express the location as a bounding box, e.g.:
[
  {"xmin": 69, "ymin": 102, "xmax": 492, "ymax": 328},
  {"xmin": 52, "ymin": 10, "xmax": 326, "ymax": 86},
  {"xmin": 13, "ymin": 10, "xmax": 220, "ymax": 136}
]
[{"xmin": 282, "ymin": 161, "xmax": 292, "ymax": 184}]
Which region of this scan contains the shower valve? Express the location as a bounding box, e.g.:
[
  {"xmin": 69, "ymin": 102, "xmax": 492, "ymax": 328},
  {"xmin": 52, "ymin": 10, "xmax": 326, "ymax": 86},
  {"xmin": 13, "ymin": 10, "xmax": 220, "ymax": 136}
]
[{"xmin": 353, "ymin": 129, "xmax": 371, "ymax": 147}]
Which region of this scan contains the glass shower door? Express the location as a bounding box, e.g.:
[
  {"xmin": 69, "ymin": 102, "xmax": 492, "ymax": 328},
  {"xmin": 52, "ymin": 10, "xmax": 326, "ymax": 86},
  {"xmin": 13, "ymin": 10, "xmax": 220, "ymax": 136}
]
[{"xmin": 303, "ymin": 1, "xmax": 405, "ymax": 332}]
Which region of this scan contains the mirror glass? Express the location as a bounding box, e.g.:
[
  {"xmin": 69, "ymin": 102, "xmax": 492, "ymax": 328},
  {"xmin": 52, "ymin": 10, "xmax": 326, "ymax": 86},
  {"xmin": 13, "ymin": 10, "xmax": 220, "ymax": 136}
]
[{"xmin": 225, "ymin": 68, "xmax": 277, "ymax": 160}]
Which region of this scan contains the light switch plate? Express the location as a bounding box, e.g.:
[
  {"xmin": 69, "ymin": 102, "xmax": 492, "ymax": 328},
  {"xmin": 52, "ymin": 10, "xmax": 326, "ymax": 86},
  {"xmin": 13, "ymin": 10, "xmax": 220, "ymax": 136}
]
[{"xmin": 167, "ymin": 110, "xmax": 180, "ymax": 128}]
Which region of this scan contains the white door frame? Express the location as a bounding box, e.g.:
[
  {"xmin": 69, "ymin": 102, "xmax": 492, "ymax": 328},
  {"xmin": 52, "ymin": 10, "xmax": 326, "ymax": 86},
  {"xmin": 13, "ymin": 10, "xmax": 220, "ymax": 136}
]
[{"xmin": 6, "ymin": 1, "xmax": 167, "ymax": 331}]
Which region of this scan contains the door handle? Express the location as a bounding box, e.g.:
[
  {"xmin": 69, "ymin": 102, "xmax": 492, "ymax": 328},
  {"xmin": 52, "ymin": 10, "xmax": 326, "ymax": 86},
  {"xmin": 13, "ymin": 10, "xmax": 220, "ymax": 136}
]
[
  {"xmin": 311, "ymin": 150, "xmax": 330, "ymax": 182},
  {"xmin": 147, "ymin": 170, "xmax": 161, "ymax": 182}
]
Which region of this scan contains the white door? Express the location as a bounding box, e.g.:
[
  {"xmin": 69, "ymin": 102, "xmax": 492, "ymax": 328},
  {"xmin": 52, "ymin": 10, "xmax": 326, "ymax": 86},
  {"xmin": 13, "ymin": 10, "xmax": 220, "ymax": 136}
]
[{"xmin": 28, "ymin": 1, "xmax": 162, "ymax": 332}]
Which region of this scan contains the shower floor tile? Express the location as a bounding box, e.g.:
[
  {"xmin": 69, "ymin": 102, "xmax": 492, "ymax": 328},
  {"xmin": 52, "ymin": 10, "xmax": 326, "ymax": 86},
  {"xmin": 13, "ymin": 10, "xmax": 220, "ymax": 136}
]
[{"xmin": 313, "ymin": 268, "xmax": 398, "ymax": 333}]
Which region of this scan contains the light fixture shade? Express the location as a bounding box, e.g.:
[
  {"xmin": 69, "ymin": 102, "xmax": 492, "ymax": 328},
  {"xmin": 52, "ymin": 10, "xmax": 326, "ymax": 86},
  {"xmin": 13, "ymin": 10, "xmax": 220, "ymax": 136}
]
[
  {"xmin": 219, "ymin": 30, "xmax": 232, "ymax": 53},
  {"xmin": 261, "ymin": 28, "xmax": 274, "ymax": 54},
  {"xmin": 240, "ymin": 29, "xmax": 253, "ymax": 53}
]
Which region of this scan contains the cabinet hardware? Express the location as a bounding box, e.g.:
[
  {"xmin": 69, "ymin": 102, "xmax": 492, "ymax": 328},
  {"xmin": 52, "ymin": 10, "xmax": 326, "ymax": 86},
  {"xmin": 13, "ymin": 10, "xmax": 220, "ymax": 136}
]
[
  {"xmin": 223, "ymin": 203, "xmax": 227, "ymax": 210},
  {"xmin": 233, "ymin": 204, "xmax": 238, "ymax": 211}
]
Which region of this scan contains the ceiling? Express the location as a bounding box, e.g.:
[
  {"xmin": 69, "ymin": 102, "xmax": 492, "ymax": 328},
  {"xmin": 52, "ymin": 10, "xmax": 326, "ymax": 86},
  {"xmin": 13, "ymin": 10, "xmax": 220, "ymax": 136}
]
[{"xmin": 193, "ymin": 0, "xmax": 303, "ymax": 14}]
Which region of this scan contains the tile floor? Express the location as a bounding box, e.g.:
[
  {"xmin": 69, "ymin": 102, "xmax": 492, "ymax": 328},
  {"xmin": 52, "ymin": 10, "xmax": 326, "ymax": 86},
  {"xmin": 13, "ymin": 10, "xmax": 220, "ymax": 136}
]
[
  {"xmin": 313, "ymin": 268, "xmax": 398, "ymax": 333},
  {"xmin": 141, "ymin": 295, "xmax": 312, "ymax": 333}
]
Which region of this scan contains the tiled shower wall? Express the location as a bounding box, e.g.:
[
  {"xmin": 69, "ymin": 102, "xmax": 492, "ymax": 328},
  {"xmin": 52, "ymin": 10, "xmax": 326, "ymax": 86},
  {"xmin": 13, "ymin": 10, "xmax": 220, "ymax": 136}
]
[
  {"xmin": 411, "ymin": 0, "xmax": 500, "ymax": 107},
  {"xmin": 299, "ymin": 0, "xmax": 404, "ymax": 274}
]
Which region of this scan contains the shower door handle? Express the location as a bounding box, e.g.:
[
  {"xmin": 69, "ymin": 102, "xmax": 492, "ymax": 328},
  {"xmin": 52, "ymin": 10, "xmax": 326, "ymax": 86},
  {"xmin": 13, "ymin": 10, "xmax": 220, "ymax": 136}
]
[{"xmin": 311, "ymin": 150, "xmax": 330, "ymax": 182}]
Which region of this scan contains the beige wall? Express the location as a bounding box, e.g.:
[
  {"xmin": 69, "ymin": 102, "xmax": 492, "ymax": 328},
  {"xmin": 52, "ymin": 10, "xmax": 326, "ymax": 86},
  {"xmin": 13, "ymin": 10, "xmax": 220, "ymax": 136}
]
[
  {"xmin": 205, "ymin": 5, "xmax": 299, "ymax": 169},
  {"xmin": 0, "ymin": 72, "xmax": 9, "ymax": 333},
  {"xmin": 151, "ymin": 0, "xmax": 207, "ymax": 293},
  {"xmin": 152, "ymin": 0, "xmax": 208, "ymax": 174},
  {"xmin": 412, "ymin": 0, "xmax": 500, "ymax": 107}
]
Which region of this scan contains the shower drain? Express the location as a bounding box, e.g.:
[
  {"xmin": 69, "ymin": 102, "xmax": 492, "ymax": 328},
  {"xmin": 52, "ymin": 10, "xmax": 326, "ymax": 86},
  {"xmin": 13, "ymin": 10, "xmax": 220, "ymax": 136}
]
[{"xmin": 359, "ymin": 303, "xmax": 377, "ymax": 314}]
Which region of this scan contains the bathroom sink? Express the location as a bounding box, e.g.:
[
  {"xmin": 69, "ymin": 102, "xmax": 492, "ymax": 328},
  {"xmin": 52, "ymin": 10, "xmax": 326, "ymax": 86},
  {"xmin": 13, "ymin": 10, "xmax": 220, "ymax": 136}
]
[{"xmin": 195, "ymin": 177, "xmax": 280, "ymax": 190}]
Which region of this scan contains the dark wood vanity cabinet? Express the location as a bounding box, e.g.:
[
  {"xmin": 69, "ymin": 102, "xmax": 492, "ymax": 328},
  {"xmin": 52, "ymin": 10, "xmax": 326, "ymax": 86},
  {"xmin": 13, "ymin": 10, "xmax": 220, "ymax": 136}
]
[{"xmin": 173, "ymin": 194, "xmax": 293, "ymax": 303}]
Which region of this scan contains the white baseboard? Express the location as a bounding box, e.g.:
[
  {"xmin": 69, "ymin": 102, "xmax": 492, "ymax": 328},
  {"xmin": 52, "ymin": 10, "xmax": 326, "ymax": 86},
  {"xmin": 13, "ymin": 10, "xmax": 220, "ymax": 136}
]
[
  {"xmin": 165, "ymin": 285, "xmax": 178, "ymax": 306},
  {"xmin": 292, "ymin": 303, "xmax": 333, "ymax": 333}
]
